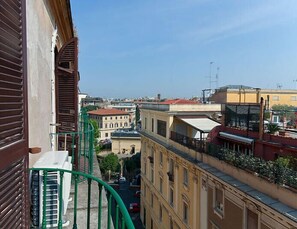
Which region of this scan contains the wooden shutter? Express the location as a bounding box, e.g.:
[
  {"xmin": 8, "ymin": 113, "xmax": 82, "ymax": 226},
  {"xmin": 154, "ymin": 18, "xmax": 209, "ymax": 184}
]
[
  {"xmin": 0, "ymin": 0, "xmax": 29, "ymax": 227},
  {"xmin": 55, "ymin": 38, "xmax": 78, "ymax": 168},
  {"xmin": 55, "ymin": 37, "xmax": 78, "ymax": 133}
]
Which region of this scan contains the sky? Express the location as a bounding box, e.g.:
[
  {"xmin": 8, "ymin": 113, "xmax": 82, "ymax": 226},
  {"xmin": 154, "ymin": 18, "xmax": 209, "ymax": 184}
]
[{"xmin": 71, "ymin": 0, "xmax": 297, "ymax": 99}]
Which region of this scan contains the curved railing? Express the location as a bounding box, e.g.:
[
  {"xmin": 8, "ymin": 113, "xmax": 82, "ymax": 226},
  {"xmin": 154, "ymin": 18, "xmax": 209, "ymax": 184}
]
[{"xmin": 30, "ymin": 168, "xmax": 135, "ymax": 229}]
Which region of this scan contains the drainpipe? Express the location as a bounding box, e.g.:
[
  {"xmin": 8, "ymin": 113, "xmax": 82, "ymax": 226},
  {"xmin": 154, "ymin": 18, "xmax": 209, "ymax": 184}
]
[{"xmin": 50, "ymin": 28, "xmax": 58, "ymax": 150}]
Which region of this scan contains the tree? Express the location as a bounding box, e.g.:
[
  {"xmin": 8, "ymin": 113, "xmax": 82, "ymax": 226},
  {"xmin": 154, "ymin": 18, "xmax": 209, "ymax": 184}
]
[
  {"xmin": 89, "ymin": 119, "xmax": 99, "ymax": 139},
  {"xmin": 272, "ymin": 104, "xmax": 296, "ymax": 122},
  {"xmin": 100, "ymin": 153, "xmax": 119, "ymax": 174},
  {"xmin": 135, "ymin": 105, "xmax": 140, "ymax": 128},
  {"xmin": 83, "ymin": 105, "xmax": 100, "ymax": 112}
]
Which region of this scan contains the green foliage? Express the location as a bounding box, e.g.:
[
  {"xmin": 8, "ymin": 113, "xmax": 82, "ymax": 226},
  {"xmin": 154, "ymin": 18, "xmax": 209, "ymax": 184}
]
[
  {"xmin": 125, "ymin": 159, "xmax": 136, "ymax": 173},
  {"xmin": 89, "ymin": 119, "xmax": 100, "ymax": 139},
  {"xmin": 100, "ymin": 153, "xmax": 120, "ymax": 173},
  {"xmin": 207, "ymin": 144, "xmax": 297, "ymax": 188},
  {"xmin": 267, "ymin": 123, "xmax": 280, "ymax": 134},
  {"xmin": 272, "ymin": 104, "xmax": 296, "ymax": 122},
  {"xmin": 135, "ymin": 105, "xmax": 140, "ymax": 127},
  {"xmin": 83, "ymin": 105, "xmax": 100, "ymax": 112}
]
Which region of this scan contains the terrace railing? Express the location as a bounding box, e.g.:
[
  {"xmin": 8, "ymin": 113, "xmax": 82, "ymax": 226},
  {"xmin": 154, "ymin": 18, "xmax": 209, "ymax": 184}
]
[
  {"xmin": 30, "ymin": 168, "xmax": 135, "ymax": 229},
  {"xmin": 51, "ymin": 112, "xmax": 94, "ymax": 177},
  {"xmin": 170, "ymin": 131, "xmax": 206, "ymax": 152}
]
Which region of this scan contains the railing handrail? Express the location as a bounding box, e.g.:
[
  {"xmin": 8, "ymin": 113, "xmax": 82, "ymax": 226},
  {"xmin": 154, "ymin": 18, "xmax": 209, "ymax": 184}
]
[{"xmin": 29, "ymin": 167, "xmax": 135, "ymax": 229}]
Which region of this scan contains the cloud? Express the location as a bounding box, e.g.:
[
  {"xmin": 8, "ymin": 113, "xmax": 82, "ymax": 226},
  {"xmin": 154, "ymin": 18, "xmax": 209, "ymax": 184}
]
[{"xmin": 181, "ymin": 1, "xmax": 297, "ymax": 44}]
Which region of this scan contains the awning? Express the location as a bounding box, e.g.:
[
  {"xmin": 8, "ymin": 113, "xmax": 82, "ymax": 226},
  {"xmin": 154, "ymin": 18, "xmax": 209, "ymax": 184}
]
[
  {"xmin": 219, "ymin": 132, "xmax": 254, "ymax": 145},
  {"xmin": 178, "ymin": 117, "xmax": 220, "ymax": 133}
]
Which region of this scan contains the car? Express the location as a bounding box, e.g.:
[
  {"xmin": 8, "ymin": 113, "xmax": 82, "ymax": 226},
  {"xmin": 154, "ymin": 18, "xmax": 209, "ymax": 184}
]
[
  {"xmin": 128, "ymin": 203, "xmax": 140, "ymax": 213},
  {"xmin": 133, "ymin": 191, "xmax": 141, "ymax": 198},
  {"xmin": 119, "ymin": 176, "xmax": 126, "ymax": 183}
]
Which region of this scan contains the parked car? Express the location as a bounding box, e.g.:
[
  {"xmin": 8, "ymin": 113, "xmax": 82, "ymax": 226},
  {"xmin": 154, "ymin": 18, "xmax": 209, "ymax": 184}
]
[
  {"xmin": 128, "ymin": 203, "xmax": 140, "ymax": 213},
  {"xmin": 119, "ymin": 176, "xmax": 126, "ymax": 183},
  {"xmin": 133, "ymin": 191, "xmax": 141, "ymax": 198}
]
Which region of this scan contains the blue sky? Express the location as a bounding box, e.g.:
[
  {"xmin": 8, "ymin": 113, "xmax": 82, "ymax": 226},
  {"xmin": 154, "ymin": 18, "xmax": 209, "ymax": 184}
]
[{"xmin": 71, "ymin": 0, "xmax": 297, "ymax": 99}]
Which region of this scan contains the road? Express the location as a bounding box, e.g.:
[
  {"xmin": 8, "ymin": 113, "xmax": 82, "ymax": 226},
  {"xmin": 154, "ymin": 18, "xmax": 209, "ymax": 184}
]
[{"xmin": 110, "ymin": 180, "xmax": 144, "ymax": 229}]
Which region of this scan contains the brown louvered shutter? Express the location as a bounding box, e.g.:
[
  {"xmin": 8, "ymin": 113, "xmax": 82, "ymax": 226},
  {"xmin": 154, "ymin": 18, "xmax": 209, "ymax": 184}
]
[
  {"xmin": 55, "ymin": 38, "xmax": 78, "ymax": 133},
  {"xmin": 55, "ymin": 38, "xmax": 78, "ymax": 167},
  {"xmin": 0, "ymin": 0, "xmax": 29, "ymax": 228}
]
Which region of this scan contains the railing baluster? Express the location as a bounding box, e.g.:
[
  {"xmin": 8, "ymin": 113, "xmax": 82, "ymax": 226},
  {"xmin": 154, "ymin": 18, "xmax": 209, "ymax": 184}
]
[
  {"xmin": 121, "ymin": 216, "xmax": 126, "ymax": 229},
  {"xmin": 73, "ymin": 174, "xmax": 79, "ymax": 229},
  {"xmin": 42, "ymin": 170, "xmax": 48, "ymax": 228},
  {"xmin": 107, "ymin": 193, "xmax": 112, "ymax": 228},
  {"xmin": 115, "ymin": 204, "xmax": 119, "ymax": 229},
  {"xmin": 87, "ymin": 177, "xmax": 92, "ymax": 229},
  {"xmin": 98, "ymin": 184, "xmax": 102, "ymax": 229},
  {"xmin": 58, "ymin": 171, "xmax": 64, "ymax": 229}
]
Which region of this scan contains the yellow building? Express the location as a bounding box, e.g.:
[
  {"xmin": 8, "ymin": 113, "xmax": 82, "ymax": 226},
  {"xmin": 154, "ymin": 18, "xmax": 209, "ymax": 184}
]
[
  {"xmin": 88, "ymin": 108, "xmax": 130, "ymax": 140},
  {"xmin": 139, "ymin": 101, "xmax": 297, "ymax": 229},
  {"xmin": 111, "ymin": 130, "xmax": 141, "ymax": 154},
  {"xmin": 210, "ymin": 85, "xmax": 297, "ymax": 108}
]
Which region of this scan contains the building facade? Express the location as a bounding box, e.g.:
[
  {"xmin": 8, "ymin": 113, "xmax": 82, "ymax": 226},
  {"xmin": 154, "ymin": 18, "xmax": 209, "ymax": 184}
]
[
  {"xmin": 210, "ymin": 86, "xmax": 297, "ymax": 108},
  {"xmin": 0, "ymin": 0, "xmax": 77, "ymax": 226},
  {"xmin": 88, "ymin": 108, "xmax": 130, "ymax": 140},
  {"xmin": 111, "ymin": 130, "xmax": 141, "ymax": 154},
  {"xmin": 139, "ymin": 102, "xmax": 297, "ymax": 229}
]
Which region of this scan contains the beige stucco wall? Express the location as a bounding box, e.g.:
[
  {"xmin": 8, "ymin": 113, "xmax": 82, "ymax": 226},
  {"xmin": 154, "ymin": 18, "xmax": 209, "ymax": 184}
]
[
  {"xmin": 26, "ymin": 1, "xmax": 55, "ymax": 167},
  {"xmin": 140, "ymin": 107, "xmax": 297, "ymax": 229},
  {"xmin": 111, "ymin": 138, "xmax": 141, "ymax": 154}
]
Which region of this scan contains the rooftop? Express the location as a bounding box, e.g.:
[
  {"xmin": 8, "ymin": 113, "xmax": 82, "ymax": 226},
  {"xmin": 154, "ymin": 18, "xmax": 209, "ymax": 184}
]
[{"xmin": 88, "ymin": 108, "xmax": 129, "ymax": 116}]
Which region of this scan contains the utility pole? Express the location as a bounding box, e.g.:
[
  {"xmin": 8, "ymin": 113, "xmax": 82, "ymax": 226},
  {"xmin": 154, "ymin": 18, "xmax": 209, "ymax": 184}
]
[{"xmin": 209, "ymin": 62, "xmax": 214, "ymax": 90}]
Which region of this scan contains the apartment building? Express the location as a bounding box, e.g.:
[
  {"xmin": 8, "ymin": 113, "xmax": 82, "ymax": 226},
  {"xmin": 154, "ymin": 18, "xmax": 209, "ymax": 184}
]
[
  {"xmin": 210, "ymin": 85, "xmax": 297, "ymax": 108},
  {"xmin": 139, "ymin": 101, "xmax": 297, "ymax": 229},
  {"xmin": 88, "ymin": 108, "xmax": 130, "ymax": 140}
]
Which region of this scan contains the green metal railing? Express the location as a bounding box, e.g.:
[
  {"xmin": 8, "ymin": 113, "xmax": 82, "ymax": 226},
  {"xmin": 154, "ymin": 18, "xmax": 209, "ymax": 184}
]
[
  {"xmin": 30, "ymin": 168, "xmax": 135, "ymax": 229},
  {"xmin": 50, "ymin": 112, "xmax": 94, "ymax": 176}
]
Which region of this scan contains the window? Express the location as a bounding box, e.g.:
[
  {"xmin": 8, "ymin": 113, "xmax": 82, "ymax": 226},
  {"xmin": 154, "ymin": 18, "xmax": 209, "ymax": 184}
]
[
  {"xmin": 170, "ymin": 187, "xmax": 174, "ymax": 206},
  {"xmin": 160, "ymin": 152, "xmax": 163, "ymax": 165},
  {"xmin": 115, "ymin": 123, "xmax": 118, "ymax": 128},
  {"xmin": 116, "ymin": 116, "xmax": 118, "ymax": 119},
  {"xmin": 120, "ymin": 116, "xmax": 122, "ymax": 119},
  {"xmin": 214, "ymin": 187, "xmax": 224, "ymax": 217},
  {"xmin": 159, "ymin": 204, "xmax": 163, "ymax": 222},
  {"xmin": 183, "ymin": 202, "xmax": 189, "ymax": 224},
  {"xmin": 157, "ymin": 120, "xmax": 167, "ymax": 137},
  {"xmin": 110, "ymin": 117, "xmax": 112, "ymax": 120},
  {"xmin": 291, "ymin": 96, "xmax": 297, "ymax": 101},
  {"xmin": 105, "ymin": 124, "xmax": 108, "ymax": 128},
  {"xmin": 120, "ymin": 123, "xmax": 123, "ymax": 127},
  {"xmin": 124, "ymin": 122, "xmax": 128, "ymax": 127},
  {"xmin": 272, "ymin": 95, "xmax": 279, "ymax": 101},
  {"xmin": 105, "ymin": 133, "xmax": 108, "ymax": 137},
  {"xmin": 246, "ymin": 208, "xmax": 258, "ymax": 229},
  {"xmin": 105, "ymin": 117, "xmax": 107, "ymax": 120},
  {"xmin": 183, "ymin": 168, "xmax": 188, "ymax": 187},
  {"xmin": 152, "ymin": 118, "xmax": 154, "ymax": 132},
  {"xmin": 159, "ymin": 177, "xmax": 163, "ymax": 194},
  {"xmin": 110, "ymin": 123, "xmax": 113, "ymax": 128}
]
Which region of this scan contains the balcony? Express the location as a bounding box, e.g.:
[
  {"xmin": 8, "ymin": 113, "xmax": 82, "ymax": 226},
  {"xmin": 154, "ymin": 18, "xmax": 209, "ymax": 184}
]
[
  {"xmin": 29, "ymin": 112, "xmax": 135, "ymax": 228},
  {"xmin": 170, "ymin": 131, "xmax": 205, "ymax": 152},
  {"xmin": 30, "ymin": 168, "xmax": 135, "ymax": 229},
  {"xmin": 170, "ymin": 131, "xmax": 297, "ymax": 191}
]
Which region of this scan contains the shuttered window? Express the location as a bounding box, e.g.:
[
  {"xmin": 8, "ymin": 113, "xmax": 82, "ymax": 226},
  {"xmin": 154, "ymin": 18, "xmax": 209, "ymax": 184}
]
[
  {"xmin": 55, "ymin": 38, "xmax": 78, "ymax": 133},
  {"xmin": 0, "ymin": 0, "xmax": 29, "ymax": 227}
]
